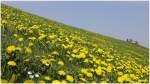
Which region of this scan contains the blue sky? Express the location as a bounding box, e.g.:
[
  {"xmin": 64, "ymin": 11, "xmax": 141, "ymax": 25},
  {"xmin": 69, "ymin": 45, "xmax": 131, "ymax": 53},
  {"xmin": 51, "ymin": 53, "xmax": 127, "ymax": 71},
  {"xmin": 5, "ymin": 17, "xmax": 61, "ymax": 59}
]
[{"xmin": 2, "ymin": 1, "xmax": 149, "ymax": 48}]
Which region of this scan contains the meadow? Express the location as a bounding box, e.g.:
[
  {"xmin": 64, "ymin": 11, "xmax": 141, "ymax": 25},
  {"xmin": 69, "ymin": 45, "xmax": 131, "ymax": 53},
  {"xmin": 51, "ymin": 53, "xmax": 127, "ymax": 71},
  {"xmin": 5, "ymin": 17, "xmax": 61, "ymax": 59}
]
[{"xmin": 1, "ymin": 4, "xmax": 149, "ymax": 83}]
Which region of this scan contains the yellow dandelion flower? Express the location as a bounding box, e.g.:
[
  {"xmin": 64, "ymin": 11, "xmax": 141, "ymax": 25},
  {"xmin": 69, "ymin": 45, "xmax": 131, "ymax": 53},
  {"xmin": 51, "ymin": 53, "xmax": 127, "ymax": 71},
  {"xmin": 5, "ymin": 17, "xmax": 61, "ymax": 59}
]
[
  {"xmin": 52, "ymin": 51, "xmax": 59, "ymax": 55},
  {"xmin": 58, "ymin": 61, "xmax": 64, "ymax": 66},
  {"xmin": 61, "ymin": 80, "xmax": 67, "ymax": 84},
  {"xmin": 80, "ymin": 78, "xmax": 86, "ymax": 82},
  {"xmin": 18, "ymin": 37, "xmax": 23, "ymax": 42},
  {"xmin": 58, "ymin": 70, "xmax": 66, "ymax": 76},
  {"xmin": 44, "ymin": 76, "xmax": 51, "ymax": 81},
  {"xmin": 106, "ymin": 64, "xmax": 112, "ymax": 72},
  {"xmin": 13, "ymin": 34, "xmax": 17, "ymax": 37},
  {"xmin": 66, "ymin": 75, "xmax": 74, "ymax": 82},
  {"xmin": 117, "ymin": 72, "xmax": 123, "ymax": 76},
  {"xmin": 29, "ymin": 37, "xmax": 36, "ymax": 41},
  {"xmin": 38, "ymin": 34, "xmax": 47, "ymax": 40},
  {"xmin": 41, "ymin": 59, "xmax": 51, "ymax": 65},
  {"xmin": 52, "ymin": 80, "xmax": 60, "ymax": 84},
  {"xmin": 95, "ymin": 66, "xmax": 102, "ymax": 75},
  {"xmin": 7, "ymin": 61, "xmax": 16, "ymax": 66},
  {"xmin": 78, "ymin": 52, "xmax": 86, "ymax": 58},
  {"xmin": 86, "ymin": 72, "xmax": 93, "ymax": 77},
  {"xmin": 117, "ymin": 74, "xmax": 130, "ymax": 83},
  {"xmin": 130, "ymin": 74, "xmax": 138, "ymax": 80},
  {"xmin": 6, "ymin": 45, "xmax": 16, "ymax": 53},
  {"xmin": 81, "ymin": 68, "xmax": 88, "ymax": 74}
]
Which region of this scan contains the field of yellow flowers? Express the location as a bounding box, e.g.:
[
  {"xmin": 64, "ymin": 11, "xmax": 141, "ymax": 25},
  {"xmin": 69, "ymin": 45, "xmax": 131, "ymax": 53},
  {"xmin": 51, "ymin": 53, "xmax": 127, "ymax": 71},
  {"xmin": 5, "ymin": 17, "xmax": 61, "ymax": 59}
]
[{"xmin": 1, "ymin": 4, "xmax": 149, "ymax": 83}]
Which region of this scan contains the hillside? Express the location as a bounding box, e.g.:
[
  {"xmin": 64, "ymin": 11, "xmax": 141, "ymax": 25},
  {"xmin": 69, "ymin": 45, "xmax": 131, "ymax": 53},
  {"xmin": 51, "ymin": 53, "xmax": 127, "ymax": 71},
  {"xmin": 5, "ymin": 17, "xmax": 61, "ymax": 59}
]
[{"xmin": 1, "ymin": 4, "xmax": 149, "ymax": 83}]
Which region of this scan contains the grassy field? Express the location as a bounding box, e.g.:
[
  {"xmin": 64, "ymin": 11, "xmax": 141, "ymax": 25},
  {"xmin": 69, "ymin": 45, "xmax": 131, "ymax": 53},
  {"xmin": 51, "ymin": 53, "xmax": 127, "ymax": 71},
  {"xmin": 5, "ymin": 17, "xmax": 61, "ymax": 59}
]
[{"xmin": 1, "ymin": 4, "xmax": 149, "ymax": 83}]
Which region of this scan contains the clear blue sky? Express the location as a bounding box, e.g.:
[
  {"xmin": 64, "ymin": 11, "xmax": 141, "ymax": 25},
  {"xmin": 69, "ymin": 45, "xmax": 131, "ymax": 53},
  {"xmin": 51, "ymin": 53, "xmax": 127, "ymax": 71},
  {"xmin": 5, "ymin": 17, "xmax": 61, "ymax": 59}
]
[{"xmin": 2, "ymin": 1, "xmax": 149, "ymax": 48}]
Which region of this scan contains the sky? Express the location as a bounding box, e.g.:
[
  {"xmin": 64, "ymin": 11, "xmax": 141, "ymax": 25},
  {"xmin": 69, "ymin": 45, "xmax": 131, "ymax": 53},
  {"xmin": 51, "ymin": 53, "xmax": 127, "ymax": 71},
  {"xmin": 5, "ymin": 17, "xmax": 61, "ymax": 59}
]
[{"xmin": 2, "ymin": 1, "xmax": 149, "ymax": 48}]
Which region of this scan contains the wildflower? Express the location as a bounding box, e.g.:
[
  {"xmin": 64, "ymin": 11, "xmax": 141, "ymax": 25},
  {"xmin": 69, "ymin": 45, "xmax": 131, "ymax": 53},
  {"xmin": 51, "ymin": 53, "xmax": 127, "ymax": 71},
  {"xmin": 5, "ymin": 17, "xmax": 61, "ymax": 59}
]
[
  {"xmin": 130, "ymin": 74, "xmax": 138, "ymax": 80},
  {"xmin": 7, "ymin": 61, "xmax": 16, "ymax": 66},
  {"xmin": 52, "ymin": 51, "xmax": 59, "ymax": 55},
  {"xmin": 44, "ymin": 76, "xmax": 51, "ymax": 81},
  {"xmin": 61, "ymin": 80, "xmax": 67, "ymax": 83},
  {"xmin": 29, "ymin": 75, "xmax": 34, "ymax": 79},
  {"xmin": 58, "ymin": 70, "xmax": 66, "ymax": 76},
  {"xmin": 86, "ymin": 72, "xmax": 93, "ymax": 77},
  {"xmin": 117, "ymin": 72, "xmax": 123, "ymax": 76},
  {"xmin": 117, "ymin": 74, "xmax": 130, "ymax": 83},
  {"xmin": 41, "ymin": 59, "xmax": 50, "ymax": 65},
  {"xmin": 78, "ymin": 52, "xmax": 86, "ymax": 58},
  {"xmin": 81, "ymin": 68, "xmax": 88, "ymax": 74},
  {"xmin": 66, "ymin": 75, "xmax": 74, "ymax": 82},
  {"xmin": 80, "ymin": 78, "xmax": 86, "ymax": 82},
  {"xmin": 29, "ymin": 37, "xmax": 36, "ymax": 41},
  {"xmin": 13, "ymin": 34, "xmax": 17, "ymax": 37},
  {"xmin": 25, "ymin": 47, "xmax": 32, "ymax": 54},
  {"xmin": 73, "ymin": 49, "xmax": 78, "ymax": 53},
  {"xmin": 27, "ymin": 71, "xmax": 32, "ymax": 75},
  {"xmin": 58, "ymin": 61, "xmax": 64, "ymax": 66},
  {"xmin": 38, "ymin": 34, "xmax": 47, "ymax": 40},
  {"xmin": 35, "ymin": 73, "xmax": 40, "ymax": 78},
  {"xmin": 95, "ymin": 66, "xmax": 102, "ymax": 75},
  {"xmin": 6, "ymin": 45, "xmax": 16, "ymax": 53},
  {"xmin": 24, "ymin": 59, "xmax": 30, "ymax": 62},
  {"xmin": 52, "ymin": 80, "xmax": 60, "ymax": 84},
  {"xmin": 18, "ymin": 37, "xmax": 23, "ymax": 42},
  {"xmin": 106, "ymin": 64, "xmax": 112, "ymax": 72},
  {"xmin": 24, "ymin": 80, "xmax": 34, "ymax": 83}
]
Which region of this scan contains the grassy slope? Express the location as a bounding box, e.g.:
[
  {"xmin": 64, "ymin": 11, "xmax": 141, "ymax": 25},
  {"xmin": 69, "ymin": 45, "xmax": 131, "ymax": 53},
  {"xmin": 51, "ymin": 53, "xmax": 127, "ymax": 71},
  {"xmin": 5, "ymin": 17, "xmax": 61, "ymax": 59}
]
[{"xmin": 1, "ymin": 4, "xmax": 149, "ymax": 83}]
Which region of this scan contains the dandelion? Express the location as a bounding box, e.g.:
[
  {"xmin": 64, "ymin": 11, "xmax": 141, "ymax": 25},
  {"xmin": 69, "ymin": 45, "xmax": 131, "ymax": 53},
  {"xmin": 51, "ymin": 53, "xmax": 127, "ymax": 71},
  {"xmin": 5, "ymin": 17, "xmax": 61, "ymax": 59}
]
[
  {"xmin": 13, "ymin": 34, "xmax": 17, "ymax": 37},
  {"xmin": 7, "ymin": 61, "xmax": 16, "ymax": 66},
  {"xmin": 81, "ymin": 68, "xmax": 88, "ymax": 74},
  {"xmin": 58, "ymin": 61, "xmax": 64, "ymax": 66},
  {"xmin": 61, "ymin": 80, "xmax": 67, "ymax": 83},
  {"xmin": 86, "ymin": 72, "xmax": 93, "ymax": 77},
  {"xmin": 38, "ymin": 34, "xmax": 47, "ymax": 40},
  {"xmin": 44, "ymin": 76, "xmax": 51, "ymax": 81},
  {"xmin": 117, "ymin": 72, "xmax": 123, "ymax": 76},
  {"xmin": 18, "ymin": 37, "xmax": 23, "ymax": 42},
  {"xmin": 41, "ymin": 59, "xmax": 50, "ymax": 65},
  {"xmin": 66, "ymin": 75, "xmax": 74, "ymax": 82},
  {"xmin": 95, "ymin": 66, "xmax": 102, "ymax": 75},
  {"xmin": 80, "ymin": 78, "xmax": 86, "ymax": 82},
  {"xmin": 58, "ymin": 70, "xmax": 66, "ymax": 76},
  {"xmin": 29, "ymin": 37, "xmax": 36, "ymax": 41},
  {"xmin": 6, "ymin": 45, "xmax": 16, "ymax": 53},
  {"xmin": 107, "ymin": 64, "xmax": 112, "ymax": 72},
  {"xmin": 52, "ymin": 80, "xmax": 60, "ymax": 84}
]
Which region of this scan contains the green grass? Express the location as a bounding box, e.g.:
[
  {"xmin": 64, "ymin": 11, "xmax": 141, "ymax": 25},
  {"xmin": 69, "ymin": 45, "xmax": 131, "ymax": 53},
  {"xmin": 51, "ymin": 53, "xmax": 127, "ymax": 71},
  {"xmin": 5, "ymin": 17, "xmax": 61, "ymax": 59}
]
[{"xmin": 1, "ymin": 4, "xmax": 149, "ymax": 83}]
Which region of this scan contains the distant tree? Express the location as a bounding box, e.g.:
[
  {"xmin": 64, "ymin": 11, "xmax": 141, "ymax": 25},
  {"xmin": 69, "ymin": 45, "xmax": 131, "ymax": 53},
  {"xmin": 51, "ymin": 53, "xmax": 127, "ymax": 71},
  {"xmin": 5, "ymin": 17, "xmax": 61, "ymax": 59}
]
[
  {"xmin": 134, "ymin": 41, "xmax": 138, "ymax": 45},
  {"xmin": 126, "ymin": 39, "xmax": 129, "ymax": 42},
  {"xmin": 128, "ymin": 39, "xmax": 133, "ymax": 43}
]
